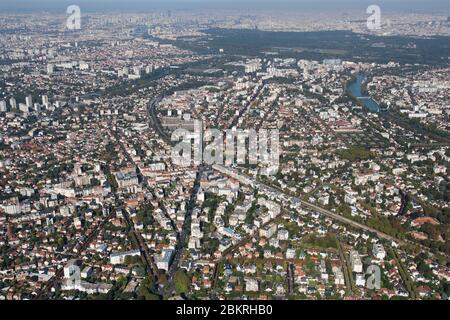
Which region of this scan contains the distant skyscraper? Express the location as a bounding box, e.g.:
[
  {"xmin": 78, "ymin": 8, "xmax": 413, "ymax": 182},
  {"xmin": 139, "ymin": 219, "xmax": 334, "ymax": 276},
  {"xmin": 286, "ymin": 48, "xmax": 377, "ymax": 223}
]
[
  {"xmin": 9, "ymin": 97, "xmax": 16, "ymax": 109},
  {"xmin": 26, "ymin": 95, "xmax": 33, "ymax": 108},
  {"xmin": 32, "ymin": 103, "xmax": 41, "ymax": 113},
  {"xmin": 47, "ymin": 64, "xmax": 54, "ymax": 75},
  {"xmin": 145, "ymin": 65, "xmax": 153, "ymax": 74},
  {"xmin": 42, "ymin": 95, "xmax": 49, "ymax": 107},
  {"xmin": 0, "ymin": 100, "xmax": 7, "ymax": 112}
]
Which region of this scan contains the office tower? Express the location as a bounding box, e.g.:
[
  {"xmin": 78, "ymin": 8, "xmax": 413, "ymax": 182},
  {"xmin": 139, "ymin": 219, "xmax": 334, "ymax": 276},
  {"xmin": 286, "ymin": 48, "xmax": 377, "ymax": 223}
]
[
  {"xmin": 0, "ymin": 100, "xmax": 7, "ymax": 112},
  {"xmin": 34, "ymin": 103, "xmax": 41, "ymax": 113},
  {"xmin": 47, "ymin": 63, "xmax": 54, "ymax": 75},
  {"xmin": 47, "ymin": 48, "xmax": 55, "ymax": 58},
  {"xmin": 10, "ymin": 97, "xmax": 17, "ymax": 109},
  {"xmin": 145, "ymin": 65, "xmax": 153, "ymax": 74},
  {"xmin": 42, "ymin": 95, "xmax": 49, "ymax": 107},
  {"xmin": 26, "ymin": 95, "xmax": 33, "ymax": 108}
]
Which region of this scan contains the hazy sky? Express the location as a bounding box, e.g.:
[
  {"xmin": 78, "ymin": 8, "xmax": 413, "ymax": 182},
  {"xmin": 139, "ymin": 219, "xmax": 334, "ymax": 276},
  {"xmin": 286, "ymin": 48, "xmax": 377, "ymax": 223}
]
[{"xmin": 0, "ymin": 0, "xmax": 449, "ymax": 13}]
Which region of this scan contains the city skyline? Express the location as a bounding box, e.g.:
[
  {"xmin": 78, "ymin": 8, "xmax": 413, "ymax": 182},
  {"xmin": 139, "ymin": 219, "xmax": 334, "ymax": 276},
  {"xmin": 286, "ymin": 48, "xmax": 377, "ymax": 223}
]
[{"xmin": 1, "ymin": 0, "xmax": 450, "ymax": 13}]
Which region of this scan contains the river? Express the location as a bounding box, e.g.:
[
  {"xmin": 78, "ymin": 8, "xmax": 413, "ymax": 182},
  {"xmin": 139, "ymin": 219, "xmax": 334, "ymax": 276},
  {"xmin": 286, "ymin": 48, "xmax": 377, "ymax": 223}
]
[{"xmin": 347, "ymin": 74, "xmax": 380, "ymax": 113}]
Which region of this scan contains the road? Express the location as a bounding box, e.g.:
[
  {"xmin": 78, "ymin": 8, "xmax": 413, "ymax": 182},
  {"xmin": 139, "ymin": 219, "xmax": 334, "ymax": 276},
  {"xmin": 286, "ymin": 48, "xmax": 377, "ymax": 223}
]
[
  {"xmin": 144, "ymin": 93, "xmax": 205, "ymax": 297},
  {"xmin": 147, "ymin": 95, "xmax": 173, "ymax": 146},
  {"xmin": 111, "ymin": 128, "xmax": 164, "ymax": 288},
  {"xmin": 162, "ymin": 166, "xmax": 204, "ymax": 296},
  {"xmin": 144, "ymin": 81, "xmax": 265, "ymax": 297},
  {"xmin": 213, "ymin": 164, "xmax": 407, "ymax": 246},
  {"xmin": 122, "ymin": 208, "xmax": 159, "ymax": 283}
]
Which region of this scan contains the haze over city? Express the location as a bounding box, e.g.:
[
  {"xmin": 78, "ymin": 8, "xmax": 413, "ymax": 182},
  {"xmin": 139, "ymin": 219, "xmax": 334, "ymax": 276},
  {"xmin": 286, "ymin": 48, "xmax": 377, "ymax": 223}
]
[{"xmin": 1, "ymin": 0, "xmax": 450, "ymax": 12}]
